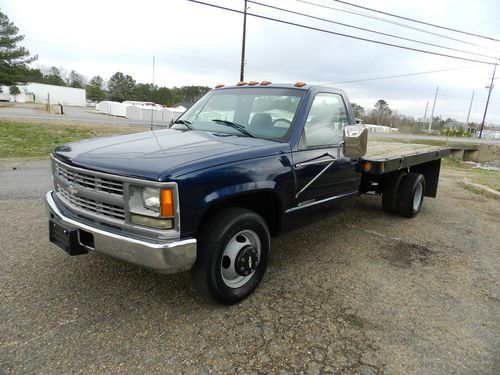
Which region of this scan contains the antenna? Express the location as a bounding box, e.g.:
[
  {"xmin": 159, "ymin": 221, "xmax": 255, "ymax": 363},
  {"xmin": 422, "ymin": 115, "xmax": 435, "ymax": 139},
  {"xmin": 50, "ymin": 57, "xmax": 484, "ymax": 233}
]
[{"xmin": 150, "ymin": 56, "xmax": 155, "ymax": 131}]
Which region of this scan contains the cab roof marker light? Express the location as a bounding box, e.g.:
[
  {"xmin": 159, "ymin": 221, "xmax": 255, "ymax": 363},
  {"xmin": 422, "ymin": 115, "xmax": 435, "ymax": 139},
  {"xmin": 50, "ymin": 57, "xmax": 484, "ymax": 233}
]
[
  {"xmin": 236, "ymin": 81, "xmax": 247, "ymax": 86},
  {"xmin": 295, "ymin": 81, "xmax": 307, "ymax": 87},
  {"xmin": 215, "ymin": 84, "xmax": 225, "ymax": 88},
  {"xmin": 260, "ymin": 80, "xmax": 271, "ymax": 85},
  {"xmin": 248, "ymin": 81, "xmax": 258, "ymax": 86}
]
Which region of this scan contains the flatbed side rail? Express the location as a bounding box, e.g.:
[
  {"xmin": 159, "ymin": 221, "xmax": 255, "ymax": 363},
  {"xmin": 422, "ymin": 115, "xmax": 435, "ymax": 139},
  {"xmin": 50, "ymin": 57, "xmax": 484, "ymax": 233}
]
[{"xmin": 357, "ymin": 143, "xmax": 450, "ymax": 175}]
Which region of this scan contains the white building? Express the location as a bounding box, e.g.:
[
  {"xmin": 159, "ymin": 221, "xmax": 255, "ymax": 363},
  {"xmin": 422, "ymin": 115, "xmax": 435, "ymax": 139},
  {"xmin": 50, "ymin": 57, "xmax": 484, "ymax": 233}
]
[
  {"xmin": 96, "ymin": 100, "xmax": 183, "ymax": 123},
  {"xmin": 0, "ymin": 83, "xmax": 86, "ymax": 106},
  {"xmin": 363, "ymin": 124, "xmax": 399, "ymax": 133}
]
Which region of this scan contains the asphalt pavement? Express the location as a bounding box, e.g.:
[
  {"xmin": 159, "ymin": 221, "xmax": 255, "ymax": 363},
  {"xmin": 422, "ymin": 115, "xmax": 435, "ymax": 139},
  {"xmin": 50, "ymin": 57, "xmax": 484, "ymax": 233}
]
[
  {"xmin": 0, "ymin": 103, "xmax": 161, "ymax": 127},
  {"xmin": 0, "ymin": 160, "xmax": 498, "ymax": 374}
]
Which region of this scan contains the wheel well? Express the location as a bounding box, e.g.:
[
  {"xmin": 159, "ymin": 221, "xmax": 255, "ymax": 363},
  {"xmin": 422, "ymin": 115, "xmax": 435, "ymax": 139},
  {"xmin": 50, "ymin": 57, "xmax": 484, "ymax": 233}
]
[{"xmin": 198, "ymin": 191, "xmax": 282, "ymax": 237}]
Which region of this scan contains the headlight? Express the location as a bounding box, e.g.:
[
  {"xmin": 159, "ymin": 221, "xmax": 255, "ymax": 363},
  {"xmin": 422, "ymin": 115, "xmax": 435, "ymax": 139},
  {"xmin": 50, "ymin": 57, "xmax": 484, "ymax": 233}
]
[
  {"xmin": 142, "ymin": 187, "xmax": 161, "ymax": 212},
  {"xmin": 128, "ymin": 186, "xmax": 175, "ymax": 230}
]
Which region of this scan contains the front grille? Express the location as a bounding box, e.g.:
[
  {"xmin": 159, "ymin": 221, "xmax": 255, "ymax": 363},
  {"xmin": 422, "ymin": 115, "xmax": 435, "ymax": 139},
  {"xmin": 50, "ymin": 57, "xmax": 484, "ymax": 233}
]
[
  {"xmin": 55, "ymin": 162, "xmax": 123, "ymax": 196},
  {"xmin": 56, "ymin": 184, "xmax": 126, "ymax": 221},
  {"xmin": 53, "ymin": 158, "xmax": 126, "ymax": 223}
]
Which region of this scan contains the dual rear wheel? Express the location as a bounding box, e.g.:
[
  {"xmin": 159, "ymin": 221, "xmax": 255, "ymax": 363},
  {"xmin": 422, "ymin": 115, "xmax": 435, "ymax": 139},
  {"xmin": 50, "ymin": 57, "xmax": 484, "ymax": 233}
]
[{"xmin": 382, "ymin": 172, "xmax": 426, "ymax": 218}]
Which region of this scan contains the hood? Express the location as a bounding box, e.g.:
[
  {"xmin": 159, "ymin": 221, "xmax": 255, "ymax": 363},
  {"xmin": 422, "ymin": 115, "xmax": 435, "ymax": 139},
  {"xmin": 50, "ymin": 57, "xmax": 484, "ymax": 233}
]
[{"xmin": 53, "ymin": 129, "xmax": 290, "ymax": 181}]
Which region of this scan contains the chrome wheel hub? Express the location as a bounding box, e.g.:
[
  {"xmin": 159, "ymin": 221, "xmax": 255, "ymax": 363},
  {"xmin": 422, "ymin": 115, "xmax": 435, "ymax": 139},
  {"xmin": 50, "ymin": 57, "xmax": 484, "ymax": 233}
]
[
  {"xmin": 221, "ymin": 229, "xmax": 261, "ymax": 288},
  {"xmin": 413, "ymin": 183, "xmax": 423, "ymax": 211}
]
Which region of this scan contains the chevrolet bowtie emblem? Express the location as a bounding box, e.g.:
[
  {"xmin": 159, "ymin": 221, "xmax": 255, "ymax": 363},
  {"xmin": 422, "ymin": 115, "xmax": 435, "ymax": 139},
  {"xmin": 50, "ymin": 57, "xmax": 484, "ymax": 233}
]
[{"xmin": 68, "ymin": 184, "xmax": 78, "ymax": 196}]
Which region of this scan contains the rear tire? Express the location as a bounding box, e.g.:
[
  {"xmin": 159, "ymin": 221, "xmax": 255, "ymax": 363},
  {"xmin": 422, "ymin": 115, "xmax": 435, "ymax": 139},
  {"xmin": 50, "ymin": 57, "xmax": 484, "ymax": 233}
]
[
  {"xmin": 382, "ymin": 170, "xmax": 407, "ymax": 214},
  {"xmin": 190, "ymin": 207, "xmax": 270, "ymax": 305},
  {"xmin": 397, "ymin": 173, "xmax": 426, "ymax": 218}
]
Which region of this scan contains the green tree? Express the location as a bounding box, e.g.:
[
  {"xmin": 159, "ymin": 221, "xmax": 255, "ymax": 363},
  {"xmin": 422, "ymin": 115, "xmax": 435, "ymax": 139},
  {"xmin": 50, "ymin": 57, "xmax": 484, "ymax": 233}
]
[
  {"xmin": 9, "ymin": 85, "xmax": 20, "ymax": 95},
  {"xmin": 153, "ymin": 86, "xmax": 171, "ymax": 105},
  {"xmin": 25, "ymin": 68, "xmax": 44, "ymax": 83},
  {"xmin": 43, "ymin": 66, "xmax": 66, "ymax": 86},
  {"xmin": 107, "ymin": 72, "xmax": 136, "ymax": 102},
  {"xmin": 374, "ymin": 99, "xmax": 391, "ymax": 125},
  {"xmin": 0, "ymin": 10, "xmax": 37, "ymax": 85},
  {"xmin": 179, "ymin": 85, "xmax": 211, "ymax": 104},
  {"xmin": 168, "ymin": 87, "xmax": 183, "ymax": 106},
  {"xmin": 68, "ymin": 70, "xmax": 86, "ymax": 88},
  {"xmin": 86, "ymin": 75, "xmax": 106, "ymax": 102},
  {"xmin": 351, "ymin": 102, "xmax": 365, "ymax": 118},
  {"xmin": 132, "ymin": 83, "xmax": 155, "ymax": 101}
]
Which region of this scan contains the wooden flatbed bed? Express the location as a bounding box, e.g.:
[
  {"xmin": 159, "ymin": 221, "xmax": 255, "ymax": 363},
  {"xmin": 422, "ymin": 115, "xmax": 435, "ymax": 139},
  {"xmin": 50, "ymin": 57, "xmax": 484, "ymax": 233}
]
[{"xmin": 359, "ymin": 141, "xmax": 451, "ymax": 175}]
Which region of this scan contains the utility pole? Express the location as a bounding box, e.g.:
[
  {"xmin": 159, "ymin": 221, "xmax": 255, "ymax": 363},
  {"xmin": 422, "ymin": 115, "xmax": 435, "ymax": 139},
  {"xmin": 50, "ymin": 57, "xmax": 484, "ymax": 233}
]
[
  {"xmin": 465, "ymin": 90, "xmax": 474, "ymax": 133},
  {"xmin": 239, "ymin": 0, "xmax": 248, "ymax": 82},
  {"xmin": 479, "ymin": 63, "xmax": 497, "ymax": 139},
  {"xmin": 428, "ymin": 86, "xmax": 438, "ymax": 132},
  {"xmin": 422, "ymin": 101, "xmax": 428, "ymax": 130}
]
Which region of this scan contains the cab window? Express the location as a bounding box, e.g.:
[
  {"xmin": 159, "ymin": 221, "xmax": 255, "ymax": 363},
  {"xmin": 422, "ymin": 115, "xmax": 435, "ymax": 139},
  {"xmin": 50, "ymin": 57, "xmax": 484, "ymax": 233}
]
[{"xmin": 303, "ymin": 93, "xmax": 349, "ymax": 148}]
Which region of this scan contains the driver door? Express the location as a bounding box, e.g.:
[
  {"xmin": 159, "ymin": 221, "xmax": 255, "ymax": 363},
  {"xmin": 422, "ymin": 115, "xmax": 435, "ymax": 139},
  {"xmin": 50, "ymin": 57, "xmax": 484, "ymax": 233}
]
[{"xmin": 290, "ymin": 93, "xmax": 360, "ymax": 215}]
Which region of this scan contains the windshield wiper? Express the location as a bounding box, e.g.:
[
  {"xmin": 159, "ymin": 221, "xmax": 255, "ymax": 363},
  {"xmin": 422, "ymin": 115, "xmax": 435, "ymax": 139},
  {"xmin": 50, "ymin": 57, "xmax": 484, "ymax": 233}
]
[
  {"xmin": 172, "ymin": 119, "xmax": 193, "ymax": 130},
  {"xmin": 211, "ymin": 119, "xmax": 256, "ymax": 138}
]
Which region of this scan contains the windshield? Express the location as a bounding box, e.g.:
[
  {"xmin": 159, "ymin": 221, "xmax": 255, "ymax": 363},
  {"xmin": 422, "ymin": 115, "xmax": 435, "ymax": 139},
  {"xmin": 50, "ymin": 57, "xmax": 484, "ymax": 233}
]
[{"xmin": 174, "ymin": 88, "xmax": 304, "ymax": 142}]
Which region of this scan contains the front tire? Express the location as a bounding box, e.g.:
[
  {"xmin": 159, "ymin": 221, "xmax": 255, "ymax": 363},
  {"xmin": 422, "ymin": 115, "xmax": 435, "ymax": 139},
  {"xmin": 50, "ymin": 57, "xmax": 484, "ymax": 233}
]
[
  {"xmin": 190, "ymin": 207, "xmax": 270, "ymax": 305},
  {"xmin": 397, "ymin": 173, "xmax": 426, "ymax": 218}
]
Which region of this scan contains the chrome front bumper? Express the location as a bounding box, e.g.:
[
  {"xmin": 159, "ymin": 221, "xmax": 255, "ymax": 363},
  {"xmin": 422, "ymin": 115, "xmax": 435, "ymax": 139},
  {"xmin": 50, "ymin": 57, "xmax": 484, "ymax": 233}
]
[{"xmin": 45, "ymin": 191, "xmax": 197, "ymax": 274}]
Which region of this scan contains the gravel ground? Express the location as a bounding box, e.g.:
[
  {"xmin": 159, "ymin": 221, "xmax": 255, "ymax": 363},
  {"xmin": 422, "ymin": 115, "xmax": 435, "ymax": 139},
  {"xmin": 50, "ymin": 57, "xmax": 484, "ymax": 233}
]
[{"xmin": 0, "ymin": 161, "xmax": 498, "ymax": 374}]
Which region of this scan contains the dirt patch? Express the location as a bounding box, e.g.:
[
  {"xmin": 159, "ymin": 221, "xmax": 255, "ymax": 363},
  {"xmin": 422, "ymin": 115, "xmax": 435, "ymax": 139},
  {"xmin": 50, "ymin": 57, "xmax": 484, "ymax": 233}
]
[{"xmin": 383, "ymin": 240, "xmax": 433, "ymax": 268}]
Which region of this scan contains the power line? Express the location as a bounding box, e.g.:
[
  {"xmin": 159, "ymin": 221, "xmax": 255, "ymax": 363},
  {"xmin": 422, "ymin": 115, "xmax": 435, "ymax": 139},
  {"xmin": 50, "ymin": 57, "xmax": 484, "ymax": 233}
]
[
  {"xmin": 297, "ymin": 0, "xmax": 499, "ymax": 51},
  {"xmin": 329, "ymin": 0, "xmax": 500, "ymax": 42},
  {"xmin": 322, "ymin": 65, "xmax": 481, "ymax": 84},
  {"xmin": 248, "ymin": 0, "xmax": 498, "ymax": 60},
  {"xmin": 185, "ymin": 0, "xmax": 496, "ymax": 65}
]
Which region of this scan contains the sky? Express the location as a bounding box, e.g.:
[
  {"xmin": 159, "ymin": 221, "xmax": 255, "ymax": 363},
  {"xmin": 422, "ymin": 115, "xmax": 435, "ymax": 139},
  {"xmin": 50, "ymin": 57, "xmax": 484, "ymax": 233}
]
[{"xmin": 2, "ymin": 0, "xmax": 500, "ymax": 124}]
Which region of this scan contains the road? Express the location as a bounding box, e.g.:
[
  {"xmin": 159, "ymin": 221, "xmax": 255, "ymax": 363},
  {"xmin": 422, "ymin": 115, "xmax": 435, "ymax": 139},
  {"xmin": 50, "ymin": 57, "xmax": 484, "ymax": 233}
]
[
  {"xmin": 0, "ymin": 103, "xmax": 166, "ymax": 127},
  {"xmin": 0, "ymin": 160, "xmax": 498, "ymax": 374}
]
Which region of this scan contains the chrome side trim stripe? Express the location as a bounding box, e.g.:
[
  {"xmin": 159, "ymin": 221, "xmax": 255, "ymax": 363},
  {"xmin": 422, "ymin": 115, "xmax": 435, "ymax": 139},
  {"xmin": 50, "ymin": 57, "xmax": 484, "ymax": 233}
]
[{"xmin": 285, "ymin": 190, "xmax": 358, "ymax": 213}]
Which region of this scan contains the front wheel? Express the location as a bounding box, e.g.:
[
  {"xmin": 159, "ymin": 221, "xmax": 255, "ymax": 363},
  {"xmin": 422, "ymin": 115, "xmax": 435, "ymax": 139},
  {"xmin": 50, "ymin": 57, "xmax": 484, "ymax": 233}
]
[{"xmin": 190, "ymin": 207, "xmax": 270, "ymax": 305}]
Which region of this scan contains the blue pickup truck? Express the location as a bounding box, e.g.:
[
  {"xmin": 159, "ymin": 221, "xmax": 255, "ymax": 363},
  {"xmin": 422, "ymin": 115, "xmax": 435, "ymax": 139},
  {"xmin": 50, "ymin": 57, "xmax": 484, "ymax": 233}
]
[{"xmin": 46, "ymin": 82, "xmax": 449, "ymax": 304}]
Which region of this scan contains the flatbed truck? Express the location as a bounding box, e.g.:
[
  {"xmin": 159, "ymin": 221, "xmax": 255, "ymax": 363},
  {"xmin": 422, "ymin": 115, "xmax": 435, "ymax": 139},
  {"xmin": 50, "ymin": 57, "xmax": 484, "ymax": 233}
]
[{"xmin": 45, "ymin": 82, "xmax": 450, "ymax": 304}]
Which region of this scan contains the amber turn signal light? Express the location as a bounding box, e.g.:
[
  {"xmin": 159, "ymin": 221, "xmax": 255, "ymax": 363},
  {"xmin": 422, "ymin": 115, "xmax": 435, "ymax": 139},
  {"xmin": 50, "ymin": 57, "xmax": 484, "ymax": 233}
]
[
  {"xmin": 362, "ymin": 162, "xmax": 373, "ymax": 173},
  {"xmin": 160, "ymin": 189, "xmax": 174, "ymax": 217}
]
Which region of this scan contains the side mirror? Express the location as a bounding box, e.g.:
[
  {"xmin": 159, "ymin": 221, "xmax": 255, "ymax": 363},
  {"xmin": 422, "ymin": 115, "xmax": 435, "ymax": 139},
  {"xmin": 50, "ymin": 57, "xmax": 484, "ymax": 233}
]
[{"xmin": 343, "ymin": 125, "xmax": 368, "ymax": 158}]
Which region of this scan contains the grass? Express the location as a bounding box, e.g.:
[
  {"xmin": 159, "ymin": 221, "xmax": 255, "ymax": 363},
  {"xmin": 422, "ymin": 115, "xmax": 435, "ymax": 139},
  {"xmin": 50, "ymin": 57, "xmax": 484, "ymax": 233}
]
[
  {"xmin": 0, "ymin": 119, "xmax": 143, "ymax": 159},
  {"xmin": 442, "ymin": 156, "xmax": 500, "ymax": 193}
]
